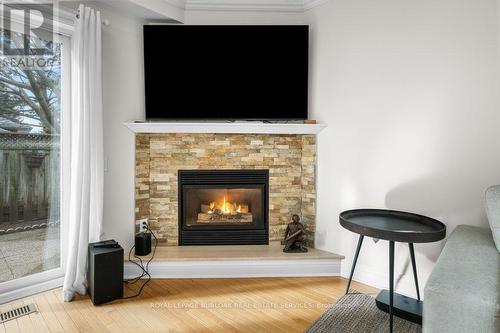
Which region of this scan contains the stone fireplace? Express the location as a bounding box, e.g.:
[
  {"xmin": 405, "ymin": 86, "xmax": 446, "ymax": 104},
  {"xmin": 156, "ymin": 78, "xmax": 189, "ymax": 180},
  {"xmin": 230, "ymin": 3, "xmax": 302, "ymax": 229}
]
[{"xmin": 134, "ymin": 133, "xmax": 317, "ymax": 246}]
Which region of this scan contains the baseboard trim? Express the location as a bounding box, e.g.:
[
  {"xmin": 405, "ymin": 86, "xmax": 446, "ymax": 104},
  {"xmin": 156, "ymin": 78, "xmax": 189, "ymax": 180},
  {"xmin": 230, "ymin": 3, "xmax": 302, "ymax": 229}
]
[
  {"xmin": 341, "ymin": 263, "xmax": 421, "ymax": 299},
  {"xmin": 124, "ymin": 258, "xmax": 341, "ymax": 279}
]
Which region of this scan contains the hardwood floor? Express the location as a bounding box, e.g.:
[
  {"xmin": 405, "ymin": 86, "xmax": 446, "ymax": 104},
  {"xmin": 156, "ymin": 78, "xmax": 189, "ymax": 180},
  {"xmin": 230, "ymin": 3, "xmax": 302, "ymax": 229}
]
[{"xmin": 0, "ymin": 277, "xmax": 377, "ymax": 333}]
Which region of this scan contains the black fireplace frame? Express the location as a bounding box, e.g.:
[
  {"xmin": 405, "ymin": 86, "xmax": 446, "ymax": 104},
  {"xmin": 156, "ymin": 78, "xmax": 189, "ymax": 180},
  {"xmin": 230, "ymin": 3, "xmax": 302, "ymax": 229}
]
[{"xmin": 178, "ymin": 169, "xmax": 269, "ymax": 246}]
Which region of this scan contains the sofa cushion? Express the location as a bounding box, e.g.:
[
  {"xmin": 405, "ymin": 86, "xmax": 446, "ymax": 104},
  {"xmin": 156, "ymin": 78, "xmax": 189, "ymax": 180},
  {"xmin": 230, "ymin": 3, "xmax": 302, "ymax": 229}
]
[
  {"xmin": 423, "ymin": 225, "xmax": 499, "ymax": 332},
  {"xmin": 485, "ymin": 184, "xmax": 500, "ymax": 253}
]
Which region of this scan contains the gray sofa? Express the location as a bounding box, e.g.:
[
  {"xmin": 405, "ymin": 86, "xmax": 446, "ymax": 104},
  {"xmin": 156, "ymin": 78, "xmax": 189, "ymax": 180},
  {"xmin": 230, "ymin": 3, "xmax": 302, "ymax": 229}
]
[{"xmin": 423, "ymin": 224, "xmax": 499, "ymax": 332}]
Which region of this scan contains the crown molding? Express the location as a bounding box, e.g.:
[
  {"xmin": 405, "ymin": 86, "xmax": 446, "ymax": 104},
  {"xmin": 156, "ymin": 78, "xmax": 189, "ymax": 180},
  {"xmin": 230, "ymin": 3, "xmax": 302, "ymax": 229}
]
[
  {"xmin": 302, "ymin": 0, "xmax": 329, "ymax": 11},
  {"xmin": 164, "ymin": 0, "xmax": 328, "ymax": 12},
  {"xmin": 185, "ymin": 0, "xmax": 303, "ymax": 12}
]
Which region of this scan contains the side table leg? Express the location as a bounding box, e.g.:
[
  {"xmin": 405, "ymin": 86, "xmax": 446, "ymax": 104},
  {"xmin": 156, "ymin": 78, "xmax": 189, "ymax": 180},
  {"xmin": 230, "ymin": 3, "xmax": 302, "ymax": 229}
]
[
  {"xmin": 345, "ymin": 235, "xmax": 364, "ymax": 295},
  {"xmin": 408, "ymin": 243, "xmax": 421, "ymax": 301},
  {"xmin": 389, "ymin": 241, "xmax": 395, "ymax": 333}
]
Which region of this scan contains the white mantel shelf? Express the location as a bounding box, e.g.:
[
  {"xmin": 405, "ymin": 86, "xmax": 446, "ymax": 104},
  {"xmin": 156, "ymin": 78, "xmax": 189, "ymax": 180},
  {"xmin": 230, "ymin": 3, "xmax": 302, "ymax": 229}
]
[{"xmin": 124, "ymin": 121, "xmax": 327, "ymax": 135}]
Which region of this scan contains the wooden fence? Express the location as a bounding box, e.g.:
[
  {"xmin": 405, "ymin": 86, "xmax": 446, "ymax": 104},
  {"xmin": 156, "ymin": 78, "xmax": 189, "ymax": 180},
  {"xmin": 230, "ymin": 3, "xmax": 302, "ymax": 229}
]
[{"xmin": 0, "ymin": 133, "xmax": 59, "ymax": 225}]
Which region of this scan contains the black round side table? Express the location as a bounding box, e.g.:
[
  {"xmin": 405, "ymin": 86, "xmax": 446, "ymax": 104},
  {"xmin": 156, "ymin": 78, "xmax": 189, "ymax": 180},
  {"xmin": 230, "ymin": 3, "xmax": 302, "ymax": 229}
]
[{"xmin": 339, "ymin": 209, "xmax": 446, "ymax": 333}]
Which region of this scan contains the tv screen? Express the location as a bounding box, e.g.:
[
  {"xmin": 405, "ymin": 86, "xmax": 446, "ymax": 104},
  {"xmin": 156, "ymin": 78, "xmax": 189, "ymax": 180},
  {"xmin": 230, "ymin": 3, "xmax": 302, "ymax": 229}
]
[{"xmin": 143, "ymin": 25, "xmax": 309, "ymax": 120}]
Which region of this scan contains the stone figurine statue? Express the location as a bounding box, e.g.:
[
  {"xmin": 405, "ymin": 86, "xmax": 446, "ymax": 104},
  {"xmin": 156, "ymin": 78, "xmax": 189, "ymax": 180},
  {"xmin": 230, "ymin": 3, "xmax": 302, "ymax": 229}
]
[{"xmin": 282, "ymin": 214, "xmax": 308, "ymax": 253}]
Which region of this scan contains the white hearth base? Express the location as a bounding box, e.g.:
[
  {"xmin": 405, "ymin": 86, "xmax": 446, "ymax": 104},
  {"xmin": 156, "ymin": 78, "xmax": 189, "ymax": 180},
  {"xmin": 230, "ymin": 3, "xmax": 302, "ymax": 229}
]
[
  {"xmin": 124, "ymin": 242, "xmax": 343, "ymax": 279},
  {"xmin": 124, "ymin": 258, "xmax": 341, "ymax": 279}
]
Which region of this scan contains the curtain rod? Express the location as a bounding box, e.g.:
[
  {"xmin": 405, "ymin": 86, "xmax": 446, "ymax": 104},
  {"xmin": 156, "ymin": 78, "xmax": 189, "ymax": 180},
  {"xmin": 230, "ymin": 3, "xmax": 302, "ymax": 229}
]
[{"xmin": 75, "ymin": 8, "xmax": 110, "ymax": 26}]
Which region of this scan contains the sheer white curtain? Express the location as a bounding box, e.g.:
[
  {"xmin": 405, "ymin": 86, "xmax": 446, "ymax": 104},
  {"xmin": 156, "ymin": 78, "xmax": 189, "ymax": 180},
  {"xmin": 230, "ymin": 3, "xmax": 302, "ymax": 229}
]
[{"xmin": 63, "ymin": 4, "xmax": 104, "ymax": 302}]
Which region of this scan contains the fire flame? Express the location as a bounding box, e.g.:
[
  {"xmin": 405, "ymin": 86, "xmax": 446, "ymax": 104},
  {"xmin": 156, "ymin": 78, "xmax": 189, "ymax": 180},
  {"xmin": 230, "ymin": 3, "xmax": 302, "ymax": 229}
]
[
  {"xmin": 208, "ymin": 196, "xmax": 245, "ymax": 215},
  {"xmin": 223, "ymin": 196, "xmax": 229, "ymax": 214}
]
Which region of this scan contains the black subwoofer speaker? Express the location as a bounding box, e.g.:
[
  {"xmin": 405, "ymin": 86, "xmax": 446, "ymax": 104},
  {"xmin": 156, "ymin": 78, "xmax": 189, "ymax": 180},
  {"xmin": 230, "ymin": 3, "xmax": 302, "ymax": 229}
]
[
  {"xmin": 135, "ymin": 232, "xmax": 151, "ymax": 256},
  {"xmin": 88, "ymin": 240, "xmax": 123, "ymax": 305}
]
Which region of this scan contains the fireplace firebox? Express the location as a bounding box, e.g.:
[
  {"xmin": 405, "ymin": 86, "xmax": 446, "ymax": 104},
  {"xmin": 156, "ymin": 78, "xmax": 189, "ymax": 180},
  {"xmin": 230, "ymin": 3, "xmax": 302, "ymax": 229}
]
[{"xmin": 178, "ymin": 170, "xmax": 269, "ymax": 245}]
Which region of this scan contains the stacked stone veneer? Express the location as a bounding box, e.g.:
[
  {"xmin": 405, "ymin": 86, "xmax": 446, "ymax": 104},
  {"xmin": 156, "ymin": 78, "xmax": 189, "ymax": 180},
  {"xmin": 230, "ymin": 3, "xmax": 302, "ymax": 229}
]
[{"xmin": 135, "ymin": 133, "xmax": 317, "ymax": 246}]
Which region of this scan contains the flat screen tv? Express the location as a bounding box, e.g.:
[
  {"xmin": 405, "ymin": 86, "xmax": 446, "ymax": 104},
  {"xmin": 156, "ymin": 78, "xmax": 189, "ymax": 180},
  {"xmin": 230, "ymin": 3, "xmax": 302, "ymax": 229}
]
[{"xmin": 143, "ymin": 25, "xmax": 309, "ymax": 120}]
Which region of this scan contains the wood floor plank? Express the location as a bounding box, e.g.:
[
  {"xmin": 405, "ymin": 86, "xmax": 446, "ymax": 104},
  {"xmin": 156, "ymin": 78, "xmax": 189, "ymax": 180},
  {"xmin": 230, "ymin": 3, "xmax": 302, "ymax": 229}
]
[
  {"xmin": 108, "ymin": 296, "xmax": 156, "ymax": 332},
  {"xmin": 121, "ymin": 282, "xmax": 179, "ymax": 332},
  {"xmin": 52, "ymin": 291, "xmax": 94, "ymax": 332},
  {"xmin": 1, "ymin": 277, "xmax": 377, "ymax": 333},
  {"xmin": 219, "ymin": 278, "xmax": 317, "ymax": 331},
  {"xmin": 138, "ymin": 281, "xmax": 201, "ymax": 332},
  {"xmin": 43, "ymin": 291, "xmax": 79, "ymax": 332},
  {"xmin": 213, "ymin": 280, "xmax": 298, "ymax": 332},
  {"xmin": 95, "ymin": 298, "xmax": 145, "ymax": 333},
  {"xmin": 189, "ymin": 279, "xmax": 282, "ymax": 332},
  {"xmin": 72, "ymin": 294, "xmax": 112, "ymax": 333},
  {"xmin": 144, "ymin": 280, "xmax": 213, "ymax": 333},
  {"xmin": 33, "ymin": 292, "xmax": 65, "ymax": 332},
  {"xmin": 23, "ymin": 296, "xmax": 50, "ymax": 333}
]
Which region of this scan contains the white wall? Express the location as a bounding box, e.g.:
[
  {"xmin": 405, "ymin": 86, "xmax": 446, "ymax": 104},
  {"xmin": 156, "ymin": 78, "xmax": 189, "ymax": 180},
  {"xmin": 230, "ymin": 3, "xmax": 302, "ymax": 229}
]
[
  {"xmin": 184, "ymin": 10, "xmax": 303, "ymax": 24},
  {"xmin": 89, "ymin": 4, "xmax": 146, "ymax": 250},
  {"xmin": 306, "ymin": 0, "xmax": 500, "ymax": 295}
]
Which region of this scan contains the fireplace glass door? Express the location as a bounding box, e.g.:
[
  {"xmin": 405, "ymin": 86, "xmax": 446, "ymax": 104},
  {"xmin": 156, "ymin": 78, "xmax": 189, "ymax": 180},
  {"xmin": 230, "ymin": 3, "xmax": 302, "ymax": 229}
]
[
  {"xmin": 178, "ymin": 170, "xmax": 269, "ymax": 245},
  {"xmin": 183, "ymin": 186, "xmax": 264, "ymax": 228}
]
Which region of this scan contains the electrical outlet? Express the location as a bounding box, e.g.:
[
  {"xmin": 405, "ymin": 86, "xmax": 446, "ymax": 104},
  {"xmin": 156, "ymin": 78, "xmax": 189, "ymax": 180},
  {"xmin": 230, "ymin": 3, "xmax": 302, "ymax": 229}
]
[{"xmin": 138, "ymin": 218, "xmax": 148, "ymax": 233}]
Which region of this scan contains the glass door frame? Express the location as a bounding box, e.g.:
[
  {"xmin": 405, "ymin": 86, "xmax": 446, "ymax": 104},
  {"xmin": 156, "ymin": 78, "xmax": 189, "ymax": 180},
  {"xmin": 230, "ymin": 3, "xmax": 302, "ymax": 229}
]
[{"xmin": 0, "ymin": 18, "xmax": 72, "ymax": 303}]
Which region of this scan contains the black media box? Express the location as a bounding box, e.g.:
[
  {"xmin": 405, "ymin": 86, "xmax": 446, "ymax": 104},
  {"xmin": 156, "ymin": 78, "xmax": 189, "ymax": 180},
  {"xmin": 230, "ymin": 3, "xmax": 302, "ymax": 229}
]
[{"xmin": 88, "ymin": 240, "xmax": 123, "ymax": 305}]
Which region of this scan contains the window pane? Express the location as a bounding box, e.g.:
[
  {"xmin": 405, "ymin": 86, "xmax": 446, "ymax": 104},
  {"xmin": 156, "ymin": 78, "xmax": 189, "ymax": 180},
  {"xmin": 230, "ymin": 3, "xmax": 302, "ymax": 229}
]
[{"xmin": 0, "ymin": 29, "xmax": 61, "ymax": 282}]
